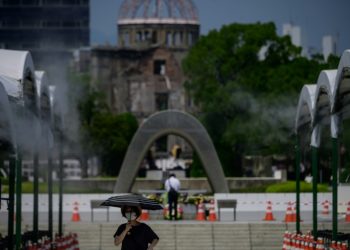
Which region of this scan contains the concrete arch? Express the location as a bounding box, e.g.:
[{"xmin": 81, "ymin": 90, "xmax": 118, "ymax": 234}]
[
  {"xmin": 295, "ymin": 84, "xmax": 317, "ymax": 133},
  {"xmin": 114, "ymin": 110, "xmax": 229, "ymax": 193}
]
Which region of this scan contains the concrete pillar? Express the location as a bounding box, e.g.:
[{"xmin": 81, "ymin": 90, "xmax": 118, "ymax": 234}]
[
  {"xmin": 130, "ymin": 29, "xmax": 136, "ymax": 47},
  {"xmin": 184, "ymin": 31, "xmax": 189, "ymax": 47},
  {"xmin": 158, "ymin": 29, "xmax": 163, "ymax": 45}
]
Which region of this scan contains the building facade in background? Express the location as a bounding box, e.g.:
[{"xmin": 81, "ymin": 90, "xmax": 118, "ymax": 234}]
[
  {"xmin": 283, "ymin": 23, "xmax": 302, "ymax": 47},
  {"xmin": 0, "ymin": 0, "xmax": 90, "ymax": 81},
  {"xmin": 0, "ymin": 0, "xmax": 91, "ymax": 176},
  {"xmin": 90, "ymin": 0, "xmax": 199, "ymax": 119},
  {"xmin": 322, "ymin": 35, "xmax": 337, "ymax": 61},
  {"xmin": 84, "ymin": 0, "xmax": 200, "ymax": 156}
]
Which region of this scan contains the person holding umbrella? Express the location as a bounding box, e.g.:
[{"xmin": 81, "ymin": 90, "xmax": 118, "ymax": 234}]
[
  {"xmin": 114, "ymin": 205, "xmax": 159, "ymax": 249},
  {"xmin": 101, "ymin": 194, "xmax": 161, "ymax": 250}
]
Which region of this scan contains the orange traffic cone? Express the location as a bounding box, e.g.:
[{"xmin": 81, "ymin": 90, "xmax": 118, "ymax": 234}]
[
  {"xmin": 73, "ymin": 233, "xmax": 80, "ymax": 250},
  {"xmin": 27, "ymin": 241, "xmax": 33, "ymax": 250},
  {"xmin": 44, "ymin": 237, "xmax": 50, "ymax": 250},
  {"xmin": 282, "ymin": 231, "xmax": 290, "ymax": 250},
  {"xmin": 345, "ymin": 201, "xmax": 350, "ymax": 222},
  {"xmin": 263, "ymin": 201, "xmax": 275, "ymax": 221},
  {"xmin": 196, "ymin": 202, "xmax": 206, "ymax": 221},
  {"xmin": 309, "ymin": 241, "xmax": 315, "ymax": 250},
  {"xmin": 71, "ymin": 202, "xmax": 81, "ymax": 222},
  {"xmin": 321, "ymin": 200, "xmax": 330, "ymax": 215},
  {"xmin": 330, "ymin": 241, "xmax": 337, "ymax": 250},
  {"xmin": 290, "ymin": 237, "xmax": 296, "ymax": 250},
  {"xmin": 140, "ymin": 209, "xmax": 149, "ymax": 220},
  {"xmin": 316, "ymin": 237, "xmax": 325, "ymax": 250},
  {"xmin": 285, "ymin": 202, "xmax": 294, "ymax": 222},
  {"xmin": 291, "ymin": 203, "xmax": 297, "ymax": 222},
  {"xmin": 341, "ymin": 242, "xmax": 348, "ymax": 250},
  {"xmin": 208, "ymin": 199, "xmax": 217, "ymax": 221},
  {"xmin": 305, "ymin": 235, "xmax": 313, "ymax": 250}
]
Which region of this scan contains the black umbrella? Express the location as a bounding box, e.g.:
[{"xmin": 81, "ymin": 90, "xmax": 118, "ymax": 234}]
[{"xmin": 100, "ymin": 194, "xmax": 163, "ymax": 210}]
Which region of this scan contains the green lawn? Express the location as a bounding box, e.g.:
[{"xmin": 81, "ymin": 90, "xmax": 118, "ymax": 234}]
[
  {"xmin": 265, "ymin": 181, "xmax": 329, "ymax": 193},
  {"xmin": 1, "ymin": 181, "xmax": 110, "ymax": 194}
]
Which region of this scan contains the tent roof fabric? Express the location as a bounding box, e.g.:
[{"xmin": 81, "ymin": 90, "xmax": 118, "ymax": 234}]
[
  {"xmin": 35, "ymin": 71, "xmax": 50, "ymax": 98},
  {"xmin": 295, "ymin": 84, "xmax": 317, "ymax": 132},
  {"xmin": 0, "ymin": 80, "xmax": 16, "ymax": 146},
  {"xmin": 0, "ymin": 74, "xmax": 23, "ymax": 100},
  {"xmin": 295, "ymin": 49, "xmax": 350, "ymax": 133},
  {"xmin": 0, "ymin": 49, "xmax": 35, "ymax": 81},
  {"xmin": 313, "ymin": 70, "xmax": 337, "ymax": 120},
  {"xmin": 334, "ymin": 50, "xmax": 350, "ymax": 112},
  {"xmin": 334, "ymin": 50, "xmax": 350, "ymax": 94}
]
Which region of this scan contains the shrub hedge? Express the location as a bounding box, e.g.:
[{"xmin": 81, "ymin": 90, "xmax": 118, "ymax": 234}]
[{"xmin": 266, "ymin": 181, "xmax": 329, "ymax": 193}]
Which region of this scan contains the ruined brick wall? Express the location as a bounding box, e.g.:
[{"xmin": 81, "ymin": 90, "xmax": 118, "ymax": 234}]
[{"xmin": 91, "ymin": 46, "xmax": 190, "ymax": 121}]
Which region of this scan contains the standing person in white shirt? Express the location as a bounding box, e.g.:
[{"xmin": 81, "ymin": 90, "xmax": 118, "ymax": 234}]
[{"xmin": 165, "ymin": 173, "xmax": 180, "ymax": 220}]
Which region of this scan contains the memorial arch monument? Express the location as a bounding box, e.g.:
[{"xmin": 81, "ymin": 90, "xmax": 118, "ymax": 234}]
[{"xmin": 114, "ymin": 110, "xmax": 229, "ymax": 193}]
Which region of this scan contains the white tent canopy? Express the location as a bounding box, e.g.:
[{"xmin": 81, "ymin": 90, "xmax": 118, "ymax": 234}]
[
  {"xmin": 0, "ymin": 75, "xmax": 23, "ymax": 101},
  {"xmin": 0, "ymin": 81, "xmax": 16, "ymax": 146},
  {"xmin": 295, "ymin": 84, "xmax": 316, "ymax": 133},
  {"xmin": 295, "ymin": 50, "xmax": 350, "ymax": 140},
  {"xmin": 313, "ymin": 70, "xmax": 337, "ymax": 125},
  {"xmin": 333, "ymin": 50, "xmax": 350, "ymax": 118},
  {"xmin": 0, "ymin": 49, "xmax": 37, "ymax": 111},
  {"xmin": 35, "ymin": 71, "xmax": 49, "ymax": 97},
  {"xmin": 35, "ymin": 71, "xmax": 51, "ymax": 116},
  {"xmin": 0, "ymin": 49, "xmax": 35, "ymax": 81}
]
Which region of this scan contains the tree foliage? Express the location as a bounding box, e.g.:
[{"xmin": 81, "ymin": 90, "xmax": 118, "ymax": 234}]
[
  {"xmin": 74, "ymin": 74, "xmax": 138, "ymax": 176},
  {"xmin": 183, "ymin": 22, "xmax": 339, "ymax": 177},
  {"xmin": 88, "ymin": 112, "xmax": 138, "ymax": 176}
]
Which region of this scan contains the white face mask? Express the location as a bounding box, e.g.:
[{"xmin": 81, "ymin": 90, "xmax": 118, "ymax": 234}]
[{"xmin": 125, "ymin": 212, "xmax": 138, "ymax": 221}]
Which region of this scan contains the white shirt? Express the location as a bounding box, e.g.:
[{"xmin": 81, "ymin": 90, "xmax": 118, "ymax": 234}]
[{"xmin": 165, "ymin": 176, "xmax": 180, "ymax": 192}]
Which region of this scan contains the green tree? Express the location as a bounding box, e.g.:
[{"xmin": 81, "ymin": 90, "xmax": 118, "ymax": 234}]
[
  {"xmin": 73, "ymin": 74, "xmax": 138, "ymax": 176},
  {"xmin": 183, "ymin": 22, "xmax": 339, "ymax": 177},
  {"xmin": 88, "ymin": 112, "xmax": 138, "ymax": 176}
]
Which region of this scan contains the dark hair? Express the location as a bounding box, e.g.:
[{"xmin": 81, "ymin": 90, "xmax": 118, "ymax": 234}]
[
  {"xmin": 121, "ymin": 206, "xmax": 141, "ymax": 218},
  {"xmin": 169, "ymin": 173, "xmax": 176, "ymax": 178}
]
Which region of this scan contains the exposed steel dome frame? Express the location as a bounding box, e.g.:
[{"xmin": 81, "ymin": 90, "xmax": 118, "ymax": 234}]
[{"xmin": 118, "ymin": 0, "xmax": 199, "ymax": 24}]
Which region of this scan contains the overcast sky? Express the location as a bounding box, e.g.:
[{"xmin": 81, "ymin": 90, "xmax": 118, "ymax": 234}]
[{"xmin": 91, "ymin": 0, "xmax": 350, "ymax": 54}]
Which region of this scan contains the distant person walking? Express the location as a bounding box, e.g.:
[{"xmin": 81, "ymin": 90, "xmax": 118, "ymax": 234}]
[{"xmin": 165, "ymin": 173, "xmax": 180, "ymax": 220}]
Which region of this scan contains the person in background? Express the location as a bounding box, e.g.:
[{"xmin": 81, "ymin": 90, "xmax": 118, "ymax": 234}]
[
  {"xmin": 165, "ymin": 173, "xmax": 180, "ymax": 220},
  {"xmin": 114, "ymin": 205, "xmax": 159, "ymax": 250}
]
